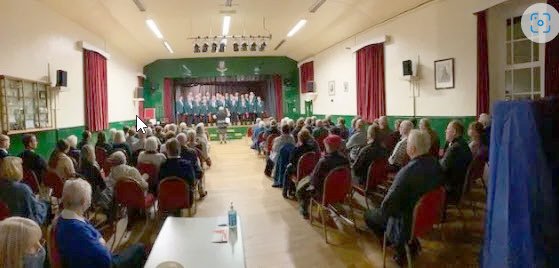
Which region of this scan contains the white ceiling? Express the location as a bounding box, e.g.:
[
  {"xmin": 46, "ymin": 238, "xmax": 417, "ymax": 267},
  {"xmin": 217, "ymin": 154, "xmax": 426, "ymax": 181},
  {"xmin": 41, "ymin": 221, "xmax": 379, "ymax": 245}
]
[{"xmin": 39, "ymin": 0, "xmax": 431, "ymax": 65}]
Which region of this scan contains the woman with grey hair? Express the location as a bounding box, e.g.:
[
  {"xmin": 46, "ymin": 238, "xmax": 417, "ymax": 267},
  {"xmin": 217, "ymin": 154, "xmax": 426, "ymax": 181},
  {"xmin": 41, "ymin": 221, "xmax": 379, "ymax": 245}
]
[
  {"xmin": 55, "ymin": 179, "xmax": 146, "ymax": 267},
  {"xmin": 108, "ymin": 128, "xmax": 117, "ymax": 144},
  {"xmin": 78, "ymin": 145, "xmax": 105, "ymax": 198},
  {"xmin": 137, "ymin": 137, "xmax": 167, "ymax": 169},
  {"xmin": 112, "ymin": 130, "xmax": 132, "ymax": 159},
  {"xmin": 0, "ymin": 216, "xmax": 45, "ymax": 268},
  {"xmin": 214, "ymin": 106, "xmax": 229, "ymax": 144}
]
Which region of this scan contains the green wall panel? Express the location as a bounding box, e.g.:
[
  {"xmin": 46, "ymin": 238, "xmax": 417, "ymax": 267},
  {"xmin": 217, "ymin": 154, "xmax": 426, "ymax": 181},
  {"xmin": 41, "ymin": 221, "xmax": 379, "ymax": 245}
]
[
  {"xmin": 142, "ymin": 56, "xmax": 300, "ymax": 120},
  {"xmin": 8, "ymin": 120, "xmax": 135, "ymax": 159}
]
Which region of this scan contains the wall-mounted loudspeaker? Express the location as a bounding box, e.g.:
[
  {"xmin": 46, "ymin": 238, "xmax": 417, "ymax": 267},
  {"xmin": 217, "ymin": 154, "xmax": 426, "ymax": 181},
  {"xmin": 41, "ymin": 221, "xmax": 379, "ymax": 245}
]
[
  {"xmin": 402, "ymin": 60, "xmax": 413, "ymax": 76},
  {"xmin": 306, "ymin": 81, "xmax": 315, "ymax": 92},
  {"xmin": 56, "ymin": 70, "xmax": 67, "ymax": 87}
]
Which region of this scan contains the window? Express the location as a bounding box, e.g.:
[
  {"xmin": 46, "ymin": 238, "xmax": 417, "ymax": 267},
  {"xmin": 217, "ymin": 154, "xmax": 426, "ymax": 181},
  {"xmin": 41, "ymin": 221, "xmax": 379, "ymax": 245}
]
[{"xmin": 505, "ymin": 16, "xmax": 544, "ymax": 101}]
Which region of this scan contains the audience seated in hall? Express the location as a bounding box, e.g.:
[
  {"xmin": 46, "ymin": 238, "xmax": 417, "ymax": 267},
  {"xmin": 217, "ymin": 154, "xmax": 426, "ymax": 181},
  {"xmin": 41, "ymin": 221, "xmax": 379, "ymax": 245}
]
[
  {"xmin": 351, "ymin": 125, "xmax": 388, "ymax": 186},
  {"xmin": 478, "ymin": 113, "xmax": 491, "ymax": 147},
  {"xmin": 388, "ymin": 120, "xmax": 413, "ymax": 170},
  {"xmin": 66, "ymin": 135, "xmax": 81, "ymax": 167},
  {"xmin": 376, "ymin": 116, "xmax": 392, "ymax": 147},
  {"xmin": 77, "ymin": 130, "xmax": 92, "ymax": 150},
  {"xmin": 106, "ymin": 151, "xmax": 148, "ymax": 192},
  {"xmin": 195, "ymin": 123, "xmax": 211, "ymax": 163},
  {"xmin": 296, "ymin": 135, "xmax": 349, "ymax": 218},
  {"xmin": 346, "ymin": 119, "xmax": 367, "ymax": 161},
  {"xmin": 364, "ymin": 130, "xmax": 444, "ymax": 266},
  {"xmin": 55, "ymin": 179, "xmax": 146, "ymax": 268},
  {"xmin": 330, "ymin": 117, "xmax": 350, "ymax": 140},
  {"xmin": 468, "ymin": 122, "xmax": 489, "ymax": 161},
  {"xmin": 419, "ymin": 118, "xmax": 441, "ymax": 157},
  {"xmin": 0, "ymin": 216, "xmax": 45, "ymax": 268},
  {"xmin": 252, "ymin": 121, "xmax": 266, "ymax": 150},
  {"xmin": 323, "ymin": 115, "xmax": 335, "ymax": 129},
  {"xmin": 126, "ymin": 129, "xmax": 138, "ymax": 149},
  {"xmin": 304, "ymin": 117, "xmax": 314, "ymax": 133},
  {"xmin": 19, "ymin": 134, "xmax": 47, "ymax": 181},
  {"xmin": 440, "ymin": 120, "xmax": 472, "ymax": 205},
  {"xmin": 349, "ymin": 116, "xmax": 362, "ymax": 136},
  {"xmin": 291, "ymin": 118, "xmax": 305, "ymax": 143},
  {"xmin": 137, "ymin": 137, "xmax": 167, "ymax": 170},
  {"xmin": 284, "ymin": 129, "xmax": 320, "ymax": 198},
  {"xmin": 95, "ymin": 131, "xmax": 113, "ymax": 155},
  {"xmin": 385, "ymin": 119, "xmax": 402, "ymax": 153},
  {"xmin": 112, "ymin": 130, "xmax": 132, "ymax": 159},
  {"xmin": 178, "ymin": 132, "xmax": 204, "ymax": 182},
  {"xmin": 79, "ymin": 145, "xmax": 106, "ymax": 199},
  {"xmin": 269, "ymin": 124, "xmax": 296, "ymax": 187},
  {"xmin": 0, "ymin": 134, "xmax": 10, "ymax": 159},
  {"xmin": 107, "ymin": 128, "xmax": 117, "ymax": 144},
  {"xmin": 312, "ymin": 120, "xmax": 329, "ymax": 140},
  {"xmin": 159, "ymin": 138, "xmax": 201, "ymax": 198},
  {"xmin": 154, "ymin": 126, "xmax": 166, "ymax": 144},
  {"xmin": 48, "ymin": 140, "xmax": 76, "ymax": 180},
  {"xmin": 132, "ymin": 130, "xmax": 147, "ymax": 153},
  {"xmin": 0, "ymin": 157, "xmax": 49, "ymax": 225}
]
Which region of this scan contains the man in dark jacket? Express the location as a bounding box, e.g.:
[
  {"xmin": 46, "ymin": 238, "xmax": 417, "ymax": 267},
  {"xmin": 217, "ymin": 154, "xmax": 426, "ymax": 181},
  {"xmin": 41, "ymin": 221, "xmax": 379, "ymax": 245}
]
[
  {"xmin": 159, "ymin": 138, "xmax": 197, "ymax": 202},
  {"xmin": 296, "ymin": 135, "xmax": 349, "ymax": 218},
  {"xmin": 440, "ymin": 120, "xmax": 472, "ymax": 204},
  {"xmin": 18, "ymin": 134, "xmax": 47, "ymax": 182},
  {"xmin": 364, "ymin": 130, "xmax": 444, "ymax": 265},
  {"xmin": 351, "ymin": 125, "xmax": 387, "ymax": 186}
]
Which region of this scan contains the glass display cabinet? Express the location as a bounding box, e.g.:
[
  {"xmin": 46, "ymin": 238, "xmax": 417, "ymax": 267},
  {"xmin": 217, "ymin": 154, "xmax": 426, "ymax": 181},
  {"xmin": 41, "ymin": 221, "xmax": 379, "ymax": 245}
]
[{"xmin": 0, "ymin": 75, "xmax": 54, "ymax": 134}]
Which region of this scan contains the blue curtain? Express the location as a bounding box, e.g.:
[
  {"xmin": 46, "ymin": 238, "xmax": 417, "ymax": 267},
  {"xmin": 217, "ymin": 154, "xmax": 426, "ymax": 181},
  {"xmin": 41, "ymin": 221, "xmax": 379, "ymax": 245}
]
[{"xmin": 482, "ymin": 98, "xmax": 559, "ymax": 268}]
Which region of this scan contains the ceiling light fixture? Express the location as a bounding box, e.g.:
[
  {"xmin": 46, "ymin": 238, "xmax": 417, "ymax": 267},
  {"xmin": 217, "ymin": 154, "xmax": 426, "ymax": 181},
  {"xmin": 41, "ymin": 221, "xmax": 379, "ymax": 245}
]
[
  {"xmin": 163, "ymin": 41, "xmax": 174, "ymax": 53},
  {"xmin": 219, "ymin": 43, "xmax": 226, "ymax": 53},
  {"xmin": 309, "ymin": 0, "xmax": 327, "ymax": 13},
  {"xmin": 202, "ymin": 42, "xmax": 209, "ymax": 53},
  {"xmin": 194, "ymin": 43, "xmax": 201, "ymax": 53},
  {"xmin": 233, "ymin": 42, "xmax": 239, "ymax": 52},
  {"xmin": 222, "ymin": 16, "xmax": 231, "ymax": 36},
  {"xmin": 241, "ymin": 41, "xmax": 248, "ymax": 51},
  {"xmin": 146, "ymin": 19, "xmax": 164, "ymax": 39},
  {"xmin": 259, "ymin": 41, "xmax": 267, "ymax": 52},
  {"xmin": 211, "ymin": 41, "xmax": 218, "ymax": 53},
  {"xmin": 250, "ymin": 41, "xmax": 257, "ymax": 52},
  {"xmin": 287, "ymin": 19, "xmax": 307, "ymax": 37}
]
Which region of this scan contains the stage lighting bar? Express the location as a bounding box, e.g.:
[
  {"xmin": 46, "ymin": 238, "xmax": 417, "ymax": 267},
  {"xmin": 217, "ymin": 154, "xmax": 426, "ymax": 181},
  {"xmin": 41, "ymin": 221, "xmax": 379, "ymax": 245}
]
[{"xmin": 190, "ymin": 35, "xmax": 272, "ymax": 53}]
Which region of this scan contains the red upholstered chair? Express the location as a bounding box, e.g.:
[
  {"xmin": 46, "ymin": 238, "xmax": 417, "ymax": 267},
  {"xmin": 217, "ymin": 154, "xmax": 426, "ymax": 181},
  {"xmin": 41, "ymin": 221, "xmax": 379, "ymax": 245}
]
[
  {"xmin": 383, "ymin": 187, "xmax": 446, "ymax": 268},
  {"xmin": 247, "ymin": 127, "xmax": 253, "ymax": 138},
  {"xmin": 316, "ymin": 133, "xmax": 328, "ymax": 153},
  {"xmin": 47, "ymin": 224, "xmax": 62, "ymax": 268},
  {"xmin": 23, "ymin": 169, "xmax": 41, "ymax": 194},
  {"xmin": 430, "ymin": 142, "xmax": 440, "ymax": 159},
  {"xmin": 309, "ymin": 167, "xmax": 355, "ymax": 244},
  {"xmin": 256, "ymin": 132, "xmax": 266, "ymax": 155},
  {"xmin": 0, "ymin": 201, "xmax": 10, "ymax": 221},
  {"xmin": 265, "ymin": 134, "xmax": 279, "ymax": 157},
  {"xmin": 158, "ymin": 177, "xmax": 194, "ymax": 217},
  {"xmin": 137, "ymin": 162, "xmax": 159, "ymax": 194},
  {"xmin": 294, "ymin": 152, "xmax": 319, "ymax": 183},
  {"xmin": 95, "ymin": 147, "xmax": 108, "ymax": 172},
  {"xmin": 352, "ymin": 158, "xmax": 389, "ymax": 209},
  {"xmin": 44, "ymin": 171, "xmax": 64, "ymax": 206}
]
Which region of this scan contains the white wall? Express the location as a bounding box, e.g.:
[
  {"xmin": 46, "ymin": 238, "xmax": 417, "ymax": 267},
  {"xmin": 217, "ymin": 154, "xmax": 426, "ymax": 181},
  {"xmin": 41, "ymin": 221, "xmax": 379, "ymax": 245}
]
[
  {"xmin": 0, "ymin": 0, "xmax": 142, "ymax": 128},
  {"xmin": 305, "ymin": 0, "xmax": 516, "ymax": 117}
]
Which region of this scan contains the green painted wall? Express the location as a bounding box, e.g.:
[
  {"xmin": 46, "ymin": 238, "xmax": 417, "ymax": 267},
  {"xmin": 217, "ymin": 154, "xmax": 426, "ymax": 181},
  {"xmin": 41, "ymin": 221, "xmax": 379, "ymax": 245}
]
[
  {"xmin": 142, "ymin": 56, "xmax": 300, "ymax": 120},
  {"xmin": 8, "ymin": 120, "xmax": 135, "ymax": 159}
]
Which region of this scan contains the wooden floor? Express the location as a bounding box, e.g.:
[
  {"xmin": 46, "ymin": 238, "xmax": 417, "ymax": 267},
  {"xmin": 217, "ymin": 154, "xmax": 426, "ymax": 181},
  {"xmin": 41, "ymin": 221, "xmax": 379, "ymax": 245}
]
[{"xmin": 112, "ymin": 138, "xmax": 484, "ymax": 268}]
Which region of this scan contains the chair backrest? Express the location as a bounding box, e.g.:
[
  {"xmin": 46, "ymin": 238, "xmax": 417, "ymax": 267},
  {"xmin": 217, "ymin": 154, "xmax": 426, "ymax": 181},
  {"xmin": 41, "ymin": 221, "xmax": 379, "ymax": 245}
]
[
  {"xmin": 95, "ymin": 147, "xmax": 107, "ymax": 166},
  {"xmin": 297, "ymin": 152, "xmax": 319, "ymax": 182},
  {"xmin": 266, "ymin": 134, "xmax": 279, "ymax": 152},
  {"xmin": 158, "ymin": 177, "xmax": 191, "ymax": 212},
  {"xmin": 44, "ymin": 171, "xmax": 64, "ymax": 198},
  {"xmin": 137, "ymin": 162, "xmax": 158, "ymax": 186},
  {"xmin": 465, "ymin": 156, "xmax": 486, "ymax": 191},
  {"xmin": 22, "ymin": 169, "xmax": 40, "ymax": 194},
  {"xmin": 247, "ymin": 127, "xmax": 253, "ymax": 138},
  {"xmin": 0, "ymin": 200, "xmax": 10, "ymax": 220},
  {"xmin": 257, "ymin": 132, "xmax": 265, "ymax": 143},
  {"xmin": 365, "ymin": 158, "xmax": 389, "ymax": 191},
  {"xmin": 47, "ymin": 224, "xmax": 62, "ymax": 268},
  {"xmin": 114, "ymin": 178, "xmax": 146, "ymax": 209},
  {"xmin": 316, "ymin": 133, "xmax": 328, "ymax": 152},
  {"xmin": 411, "ymin": 187, "xmax": 446, "ymax": 240},
  {"xmin": 321, "ymin": 167, "xmax": 352, "ymax": 205}
]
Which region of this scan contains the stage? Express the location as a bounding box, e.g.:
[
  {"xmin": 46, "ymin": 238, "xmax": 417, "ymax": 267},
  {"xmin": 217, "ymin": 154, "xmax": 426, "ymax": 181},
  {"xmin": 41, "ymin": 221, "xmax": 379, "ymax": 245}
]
[{"xmin": 205, "ymin": 125, "xmax": 250, "ymax": 141}]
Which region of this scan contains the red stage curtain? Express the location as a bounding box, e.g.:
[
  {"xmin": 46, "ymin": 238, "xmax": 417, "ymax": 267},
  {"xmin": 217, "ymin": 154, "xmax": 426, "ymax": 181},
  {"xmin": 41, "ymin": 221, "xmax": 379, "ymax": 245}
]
[
  {"xmin": 163, "ymin": 78, "xmax": 173, "ymax": 121},
  {"xmin": 476, "ymin": 10, "xmax": 490, "ymax": 115},
  {"xmin": 299, "ymin": 61, "xmax": 314, "ymax": 93},
  {"xmin": 356, "ymin": 43, "xmax": 385, "ymax": 122},
  {"xmin": 83, "ymin": 49, "xmax": 108, "ymax": 131},
  {"xmin": 545, "ymin": 0, "xmax": 559, "ymax": 96},
  {"xmin": 273, "ymin": 75, "xmax": 283, "ymax": 119},
  {"xmin": 138, "ymin": 101, "xmax": 144, "ymax": 120}
]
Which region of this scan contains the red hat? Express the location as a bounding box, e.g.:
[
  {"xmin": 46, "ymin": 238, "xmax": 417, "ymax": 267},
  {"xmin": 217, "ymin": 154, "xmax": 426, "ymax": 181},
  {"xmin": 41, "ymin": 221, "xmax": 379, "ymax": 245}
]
[{"xmin": 323, "ymin": 134, "xmax": 342, "ymax": 149}]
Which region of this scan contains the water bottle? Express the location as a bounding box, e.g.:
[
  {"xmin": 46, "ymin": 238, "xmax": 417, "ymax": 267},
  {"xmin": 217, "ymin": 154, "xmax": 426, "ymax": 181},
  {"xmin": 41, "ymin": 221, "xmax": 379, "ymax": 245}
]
[{"xmin": 228, "ymin": 202, "xmax": 237, "ymax": 228}]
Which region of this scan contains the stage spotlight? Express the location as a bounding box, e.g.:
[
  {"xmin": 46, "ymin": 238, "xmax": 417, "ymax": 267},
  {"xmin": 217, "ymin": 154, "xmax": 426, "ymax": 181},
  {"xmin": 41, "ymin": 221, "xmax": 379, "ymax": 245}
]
[
  {"xmin": 233, "ymin": 42, "xmax": 239, "ymax": 52},
  {"xmin": 259, "ymin": 41, "xmax": 267, "ymax": 52},
  {"xmin": 202, "ymin": 42, "xmax": 209, "ymax": 53},
  {"xmin": 211, "ymin": 42, "xmax": 218, "ymax": 53},
  {"xmin": 219, "ymin": 42, "xmax": 226, "ymax": 52},
  {"xmin": 250, "ymin": 42, "xmax": 257, "ymax": 51},
  {"xmin": 194, "ymin": 43, "xmax": 201, "ymax": 53},
  {"xmin": 241, "ymin": 41, "xmax": 248, "ymax": 51}
]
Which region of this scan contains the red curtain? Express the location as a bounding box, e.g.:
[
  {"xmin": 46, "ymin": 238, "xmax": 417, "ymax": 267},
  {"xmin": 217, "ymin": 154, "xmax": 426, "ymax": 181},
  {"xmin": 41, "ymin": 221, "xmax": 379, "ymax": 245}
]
[
  {"xmin": 476, "ymin": 10, "xmax": 490, "ymax": 115},
  {"xmin": 356, "ymin": 43, "xmax": 385, "ymax": 122},
  {"xmin": 545, "ymin": 0, "xmax": 559, "ymax": 96},
  {"xmin": 138, "ymin": 101, "xmax": 144, "ymax": 120},
  {"xmin": 163, "ymin": 78, "xmax": 174, "ymax": 121},
  {"xmin": 299, "ymin": 61, "xmax": 314, "ymax": 93},
  {"xmin": 273, "ymin": 75, "xmax": 283, "ymax": 119},
  {"xmin": 83, "ymin": 49, "xmax": 108, "ymax": 131}
]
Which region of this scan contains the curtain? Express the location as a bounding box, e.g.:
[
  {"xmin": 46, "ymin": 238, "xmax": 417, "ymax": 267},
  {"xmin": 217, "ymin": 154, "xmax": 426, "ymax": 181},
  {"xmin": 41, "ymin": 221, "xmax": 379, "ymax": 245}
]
[
  {"xmin": 545, "ymin": 0, "xmax": 559, "ymax": 97},
  {"xmin": 477, "ymin": 10, "xmax": 490, "ymax": 115},
  {"xmin": 273, "ymin": 75, "xmax": 283, "ymax": 119},
  {"xmin": 83, "ymin": 49, "xmax": 108, "ymax": 131},
  {"xmin": 163, "ymin": 78, "xmax": 174, "ymax": 121},
  {"xmin": 138, "ymin": 101, "xmax": 144, "ymax": 120},
  {"xmin": 356, "ymin": 43, "xmax": 385, "ymax": 122},
  {"xmin": 299, "ymin": 61, "xmax": 314, "ymax": 93}
]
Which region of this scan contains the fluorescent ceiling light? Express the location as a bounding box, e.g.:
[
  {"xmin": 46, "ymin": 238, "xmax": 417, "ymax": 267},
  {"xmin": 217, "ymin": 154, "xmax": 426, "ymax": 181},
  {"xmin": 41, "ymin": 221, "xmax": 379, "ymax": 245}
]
[
  {"xmin": 222, "ymin": 16, "xmax": 231, "ymax": 36},
  {"xmin": 163, "ymin": 41, "xmax": 173, "ymax": 53},
  {"xmin": 146, "ymin": 19, "xmax": 163, "ymax": 39},
  {"xmin": 287, "ymin": 19, "xmax": 307, "ymax": 37}
]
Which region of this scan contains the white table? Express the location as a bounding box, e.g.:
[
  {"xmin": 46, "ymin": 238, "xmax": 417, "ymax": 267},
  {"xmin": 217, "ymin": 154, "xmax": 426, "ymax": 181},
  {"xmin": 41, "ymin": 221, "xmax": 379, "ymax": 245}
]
[{"xmin": 145, "ymin": 216, "xmax": 245, "ymax": 268}]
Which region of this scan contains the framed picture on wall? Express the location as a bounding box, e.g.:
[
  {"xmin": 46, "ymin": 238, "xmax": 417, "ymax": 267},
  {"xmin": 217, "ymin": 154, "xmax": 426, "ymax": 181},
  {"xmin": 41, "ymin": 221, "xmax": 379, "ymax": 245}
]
[
  {"xmin": 328, "ymin": 80, "xmax": 335, "ymax": 96},
  {"xmin": 434, "ymin": 58, "xmax": 455, "ymax": 89}
]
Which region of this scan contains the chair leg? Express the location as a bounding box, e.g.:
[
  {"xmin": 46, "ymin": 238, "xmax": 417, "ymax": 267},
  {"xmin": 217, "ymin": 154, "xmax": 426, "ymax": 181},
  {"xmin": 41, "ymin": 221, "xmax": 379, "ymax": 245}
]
[
  {"xmin": 382, "ymin": 232, "xmax": 387, "ymax": 268},
  {"xmin": 365, "ymin": 193, "xmax": 370, "ymax": 210},
  {"xmin": 309, "ymin": 200, "xmax": 314, "ymax": 225},
  {"xmin": 405, "ymin": 243, "xmax": 413, "ymax": 268},
  {"xmin": 347, "ymin": 197, "xmax": 358, "ymax": 232},
  {"xmin": 320, "ymin": 206, "xmax": 328, "ymax": 244}
]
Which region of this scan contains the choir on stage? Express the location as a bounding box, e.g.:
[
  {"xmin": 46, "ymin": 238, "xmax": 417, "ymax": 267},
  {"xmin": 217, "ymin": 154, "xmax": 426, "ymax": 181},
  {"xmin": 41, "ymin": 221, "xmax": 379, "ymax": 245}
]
[{"xmin": 175, "ymin": 91, "xmax": 265, "ymax": 126}]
